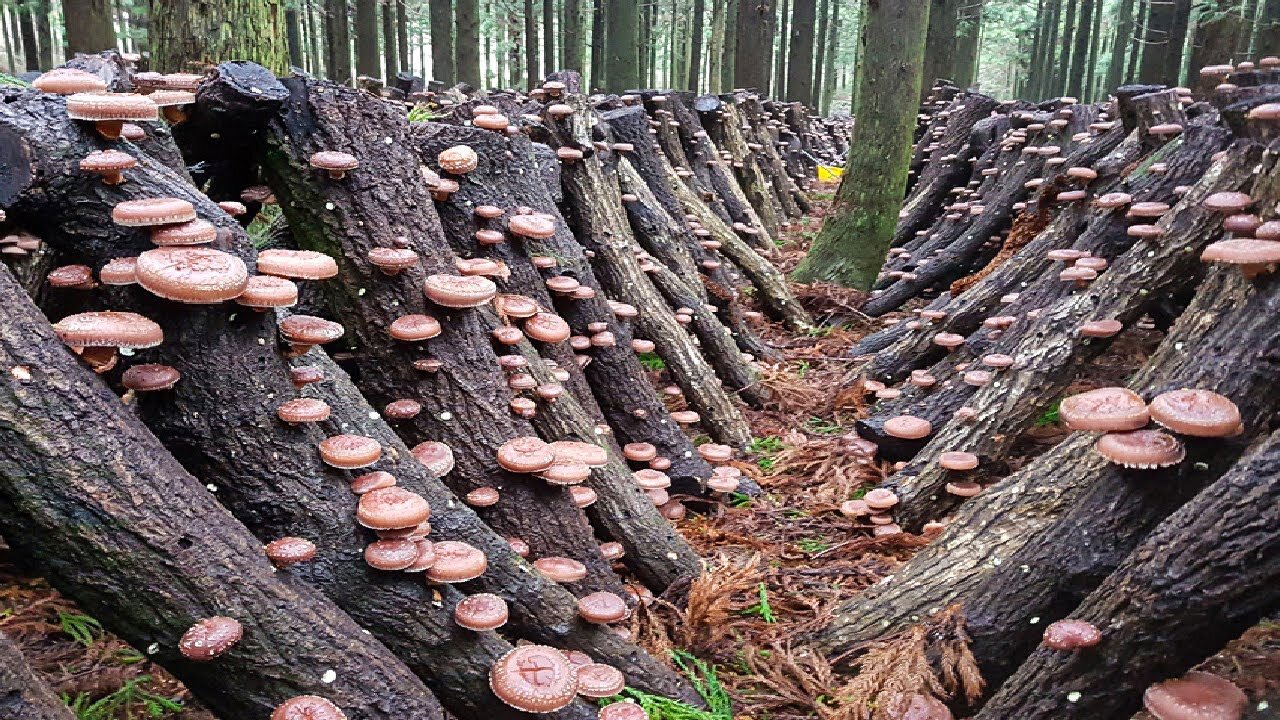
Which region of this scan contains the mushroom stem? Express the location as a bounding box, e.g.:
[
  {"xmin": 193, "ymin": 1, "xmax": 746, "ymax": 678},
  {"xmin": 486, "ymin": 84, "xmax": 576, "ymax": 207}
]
[
  {"xmin": 328, "ymin": 169, "xmax": 347, "ymax": 180},
  {"xmin": 95, "ymin": 119, "xmax": 124, "ymax": 140},
  {"xmin": 102, "ymin": 169, "xmax": 125, "ymax": 185},
  {"xmin": 162, "ymin": 105, "xmax": 189, "ymax": 124}
]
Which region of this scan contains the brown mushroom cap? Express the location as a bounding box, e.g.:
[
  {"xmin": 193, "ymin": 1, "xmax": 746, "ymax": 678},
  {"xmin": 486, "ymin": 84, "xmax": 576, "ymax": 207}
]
[
  {"xmin": 863, "ymin": 488, "xmax": 899, "ymax": 511},
  {"xmin": 427, "ymin": 540, "xmax": 488, "ymax": 582},
  {"xmin": 66, "ymin": 92, "xmax": 158, "ymax": 124},
  {"xmin": 178, "ymin": 616, "xmax": 243, "ymax": 660},
  {"xmin": 34, "ymin": 68, "xmax": 108, "ymax": 94},
  {"xmin": 350, "ymin": 470, "xmax": 397, "ymax": 494},
  {"xmin": 264, "ymin": 536, "xmax": 318, "ymax": 568},
  {"xmin": 1059, "ymin": 387, "xmax": 1150, "ymax": 431},
  {"xmin": 524, "ymin": 312, "xmax": 572, "ymax": 343},
  {"xmin": 112, "ymin": 197, "xmax": 197, "ymax": 227},
  {"xmin": 412, "ymin": 440, "xmax": 456, "ymax": 476},
  {"xmin": 438, "ymin": 144, "xmax": 480, "ymax": 174},
  {"xmin": 884, "ymin": 415, "xmax": 932, "ymax": 439},
  {"xmin": 236, "ymin": 275, "xmax": 299, "ymax": 309},
  {"xmin": 151, "ymin": 219, "xmax": 219, "ymax": 246},
  {"xmin": 1041, "ymin": 619, "xmax": 1103, "ymax": 650},
  {"xmin": 310, "ymin": 150, "xmax": 359, "ymax": 174},
  {"xmin": 577, "ymin": 591, "xmax": 630, "ymax": 624},
  {"xmin": 489, "ymin": 645, "xmax": 579, "ymax": 713},
  {"xmin": 533, "ymin": 556, "xmax": 588, "ymax": 582},
  {"xmin": 1201, "ymin": 238, "xmax": 1280, "ymax": 278},
  {"xmin": 389, "ymin": 314, "xmax": 443, "ymax": 341},
  {"xmin": 80, "ymin": 149, "xmax": 137, "ymax": 183},
  {"xmin": 257, "ymin": 249, "xmax": 340, "ymax": 280},
  {"xmin": 509, "ymin": 214, "xmax": 557, "ymax": 239},
  {"xmin": 1127, "ymin": 201, "xmax": 1171, "ymax": 218},
  {"xmin": 938, "ymin": 451, "xmax": 978, "ymax": 470},
  {"xmin": 497, "ymin": 436, "xmax": 556, "ymax": 473},
  {"xmin": 465, "ymin": 486, "xmax": 500, "ymax": 507},
  {"xmin": 364, "ymin": 538, "xmax": 420, "ymax": 570},
  {"xmin": 1143, "ymin": 671, "xmax": 1247, "ymax": 720},
  {"xmin": 368, "ymin": 247, "xmax": 419, "ymax": 273},
  {"xmin": 135, "ymin": 247, "xmax": 249, "ymax": 303},
  {"xmin": 1095, "ymin": 429, "xmax": 1186, "ymax": 468},
  {"xmin": 1080, "ymin": 319, "xmax": 1124, "ymax": 338},
  {"xmin": 1203, "ymin": 191, "xmax": 1253, "ymax": 213},
  {"xmin": 48, "ymin": 264, "xmax": 97, "ymax": 289},
  {"xmin": 318, "ymin": 434, "xmax": 383, "ymax": 469},
  {"xmin": 357, "ymin": 486, "xmax": 431, "ymax": 529},
  {"xmin": 121, "ymin": 363, "xmax": 181, "ymax": 391},
  {"xmin": 278, "ymin": 397, "xmax": 332, "ymax": 423},
  {"xmin": 1148, "ymin": 389, "xmax": 1242, "ymax": 437},
  {"xmin": 99, "ymin": 257, "xmax": 139, "ymax": 286},
  {"xmin": 270, "ymin": 696, "xmax": 347, "ymax": 720},
  {"xmin": 622, "ymin": 442, "xmax": 658, "ymax": 462},
  {"xmin": 53, "ymin": 311, "xmax": 163, "ymax": 349},
  {"xmin": 575, "ymin": 663, "xmax": 626, "ymax": 698},
  {"xmin": 454, "ymin": 593, "xmax": 509, "ymax": 630},
  {"xmin": 280, "ymin": 315, "xmax": 345, "ymax": 346},
  {"xmin": 495, "ymin": 294, "xmax": 540, "ymax": 318},
  {"xmin": 548, "ymin": 440, "xmax": 609, "ymax": 467},
  {"xmin": 424, "ymin": 273, "xmax": 498, "ymax": 308},
  {"xmin": 600, "ymin": 702, "xmax": 650, "ymax": 720}
]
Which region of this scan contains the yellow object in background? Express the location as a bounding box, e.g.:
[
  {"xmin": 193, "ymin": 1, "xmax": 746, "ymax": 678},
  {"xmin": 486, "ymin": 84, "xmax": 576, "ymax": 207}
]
[{"xmin": 817, "ymin": 165, "xmax": 844, "ymax": 181}]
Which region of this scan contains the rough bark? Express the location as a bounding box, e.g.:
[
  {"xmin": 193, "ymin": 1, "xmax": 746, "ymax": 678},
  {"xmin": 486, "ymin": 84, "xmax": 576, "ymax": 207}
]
[
  {"xmin": 0, "ymin": 263, "xmax": 445, "ymax": 720},
  {"xmin": 60, "ymin": 0, "xmax": 115, "ymax": 55},
  {"xmin": 1107, "ymin": 0, "xmax": 1137, "ymax": 92},
  {"xmin": 151, "ymin": 0, "xmax": 289, "ymax": 74},
  {"xmin": 525, "ymin": 0, "xmax": 538, "ymax": 87},
  {"xmin": 326, "ymin": 0, "xmax": 353, "ymax": 83},
  {"xmin": 287, "ymin": 5, "xmax": 305, "ymax": 68},
  {"xmin": 382, "ymin": 0, "xmax": 400, "ymax": 80},
  {"xmin": 354, "ymin": 0, "xmax": 379, "ymax": 78},
  {"xmin": 603, "ymin": 0, "xmax": 638, "ymax": 90},
  {"xmin": 791, "ymin": 0, "xmax": 930, "ymax": 288},
  {"xmin": 720, "ymin": 0, "xmax": 737, "ymax": 91},
  {"xmin": 562, "ymin": 0, "xmax": 583, "ymax": 72},
  {"xmin": 455, "ymin": 0, "xmax": 481, "ymax": 87},
  {"xmin": 697, "ymin": 95, "xmax": 784, "ymax": 237},
  {"xmin": 543, "ymin": 0, "xmax": 555, "ymax": 76},
  {"xmin": 0, "ymin": 632, "xmax": 74, "ymax": 720},
  {"xmin": 1139, "ymin": 0, "xmax": 1178, "ymax": 83},
  {"xmin": 922, "ymin": 0, "xmax": 959, "ymax": 94},
  {"xmin": 786, "ymin": 0, "xmax": 815, "ymax": 105},
  {"xmin": 429, "ymin": 0, "xmax": 454, "ymax": 84},
  {"xmin": 733, "ymin": 0, "xmax": 773, "ymax": 93},
  {"xmin": 974, "ymin": 425, "xmax": 1280, "ymax": 719},
  {"xmin": 1066, "ymin": 0, "xmax": 1094, "ymax": 98},
  {"xmin": 688, "ymin": 0, "xmax": 705, "ymax": 91}
]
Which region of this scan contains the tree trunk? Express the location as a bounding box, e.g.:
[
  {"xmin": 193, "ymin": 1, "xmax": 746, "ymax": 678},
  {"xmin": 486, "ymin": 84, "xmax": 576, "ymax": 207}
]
[
  {"xmin": 382, "ymin": 0, "xmax": 399, "ymax": 79},
  {"xmin": 455, "ymin": 0, "xmax": 481, "ymax": 86},
  {"xmin": 1050, "ymin": 0, "xmax": 1077, "ymax": 95},
  {"xmin": 0, "ymin": 633, "xmax": 74, "ymax": 720},
  {"xmin": 1066, "ymin": 0, "xmax": 1093, "ymax": 97},
  {"xmin": 1084, "ymin": 0, "xmax": 1103, "ymax": 99},
  {"xmin": 1259, "ymin": 0, "xmax": 1280, "ymax": 55},
  {"xmin": 525, "ymin": 0, "xmax": 538, "ymax": 87},
  {"xmin": 2, "ymin": 4, "xmax": 17, "ymax": 71},
  {"xmin": 354, "ymin": 0, "xmax": 379, "ymax": 78},
  {"xmin": 811, "ymin": 0, "xmax": 830, "ymax": 105},
  {"xmin": 326, "ymin": 0, "xmax": 352, "ymax": 82},
  {"xmin": 791, "ymin": 0, "xmax": 930, "ymax": 288},
  {"xmin": 15, "ymin": 0, "xmax": 36, "ymax": 70},
  {"xmin": 720, "ymin": 0, "xmax": 737, "ymax": 90},
  {"xmin": 60, "ymin": 0, "xmax": 114, "ymax": 55},
  {"xmin": 733, "ymin": 0, "xmax": 773, "ymax": 93},
  {"xmin": 543, "ymin": 0, "xmax": 554, "ymax": 75},
  {"xmin": 922, "ymin": 0, "xmax": 958, "ymax": 94},
  {"xmin": 1139, "ymin": 0, "xmax": 1176, "ymax": 82},
  {"xmin": 687, "ymin": 0, "xmax": 705, "ymax": 91},
  {"xmin": 397, "ymin": 0, "xmax": 409, "ymax": 74},
  {"xmin": 785, "ymin": 0, "xmax": 815, "ymax": 105},
  {"xmin": 974, "ymin": 424, "xmax": 1280, "ymax": 719},
  {"xmin": 0, "ymin": 267, "xmax": 446, "ymax": 720},
  {"xmin": 774, "ymin": 0, "xmax": 789, "ymax": 95},
  {"xmin": 286, "ymin": 4, "xmax": 305, "ymax": 68},
  {"xmin": 31, "ymin": 0, "xmax": 49, "ymax": 68},
  {"xmin": 563, "ymin": 0, "xmax": 582, "ymax": 71},
  {"xmin": 603, "ymin": 0, "xmax": 637, "ymax": 89},
  {"xmin": 819, "ymin": 0, "xmax": 839, "ymax": 114},
  {"xmin": 953, "ymin": 0, "xmax": 982, "ymax": 87},
  {"xmin": 589, "ymin": 0, "xmax": 605, "ymax": 89},
  {"xmin": 1166, "ymin": 0, "xmax": 1192, "ymax": 84},
  {"xmin": 151, "ymin": 0, "xmax": 288, "ymax": 73},
  {"xmin": 1189, "ymin": 0, "xmax": 1246, "ymax": 82},
  {"xmin": 428, "ymin": 0, "xmax": 453, "ymax": 83}
]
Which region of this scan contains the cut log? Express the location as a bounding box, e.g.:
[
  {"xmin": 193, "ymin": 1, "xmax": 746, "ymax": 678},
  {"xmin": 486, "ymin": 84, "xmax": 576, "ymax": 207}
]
[
  {"xmin": 0, "ymin": 632, "xmax": 75, "ymax": 720},
  {"xmin": 696, "ymin": 95, "xmax": 786, "ymax": 233},
  {"xmin": 0, "ymin": 264, "xmax": 446, "ymax": 720},
  {"xmin": 973, "ymin": 426, "xmax": 1280, "ymax": 719}
]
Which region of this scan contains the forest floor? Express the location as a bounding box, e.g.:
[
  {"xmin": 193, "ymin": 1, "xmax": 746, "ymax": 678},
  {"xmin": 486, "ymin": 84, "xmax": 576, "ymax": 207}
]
[{"xmin": 1, "ymin": 186, "xmax": 1277, "ymax": 720}]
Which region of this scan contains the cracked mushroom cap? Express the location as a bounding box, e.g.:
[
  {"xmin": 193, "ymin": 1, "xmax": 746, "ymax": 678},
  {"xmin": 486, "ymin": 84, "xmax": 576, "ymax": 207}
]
[
  {"xmin": 1148, "ymin": 389, "xmax": 1241, "ymax": 437},
  {"xmin": 53, "ymin": 311, "xmax": 163, "ymax": 349},
  {"xmin": 1143, "ymin": 672, "xmax": 1247, "ymax": 720},
  {"xmin": 264, "ymin": 536, "xmax": 317, "ymax": 568},
  {"xmin": 524, "ymin": 312, "xmax": 572, "ymax": 343},
  {"xmin": 257, "ymin": 249, "xmax": 339, "ymax": 280},
  {"xmin": 121, "ymin": 363, "xmax": 181, "ymax": 391},
  {"xmin": 427, "ymin": 540, "xmax": 488, "ymax": 582},
  {"xmin": 454, "ymin": 593, "xmax": 509, "ymax": 630},
  {"xmin": 318, "ymin": 434, "xmax": 383, "ymax": 469},
  {"xmin": 424, "ymin": 273, "xmax": 498, "ymax": 308},
  {"xmin": 357, "ymin": 486, "xmax": 431, "ymax": 529},
  {"xmin": 490, "ymin": 645, "xmax": 578, "ymax": 713},
  {"xmin": 113, "ymin": 198, "xmax": 197, "ymax": 227},
  {"xmin": 271, "ymin": 696, "xmax": 347, "ymax": 720},
  {"xmin": 576, "ymin": 663, "xmax": 626, "ymax": 698},
  {"xmin": 1042, "ymin": 619, "xmax": 1102, "ymax": 650},
  {"xmin": 577, "ymin": 591, "xmax": 630, "ymax": 624},
  {"xmin": 135, "ymin": 247, "xmax": 249, "ymax": 303},
  {"xmin": 1059, "ymin": 387, "xmax": 1150, "ymax": 431},
  {"xmin": 178, "ymin": 616, "xmax": 243, "ymax": 660},
  {"xmin": 99, "ymin": 257, "xmax": 139, "ymax": 286},
  {"xmin": 497, "ymin": 436, "xmax": 556, "ymax": 473},
  {"xmin": 884, "ymin": 415, "xmax": 932, "ymax": 439},
  {"xmin": 66, "ymin": 92, "xmax": 158, "ymax": 122},
  {"xmin": 277, "ymin": 397, "xmax": 332, "ymax": 423}
]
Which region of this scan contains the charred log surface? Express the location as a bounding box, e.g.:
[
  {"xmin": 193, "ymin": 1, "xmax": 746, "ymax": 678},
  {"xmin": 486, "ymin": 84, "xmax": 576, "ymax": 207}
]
[
  {"xmin": 697, "ymin": 95, "xmax": 785, "ymax": 237},
  {"xmin": 543, "ymin": 88, "xmax": 753, "ymax": 448},
  {"xmin": 408, "ymin": 121, "xmax": 703, "ymax": 586},
  {"xmin": 974, "ymin": 426, "xmax": 1280, "ymax": 720},
  {"xmin": 649, "ymin": 92, "xmax": 776, "ymax": 248},
  {"xmin": 893, "ymin": 93, "xmax": 1002, "ymax": 248},
  {"xmin": 887, "ymin": 140, "xmax": 1265, "ymax": 530},
  {"xmin": 814, "ymin": 258, "xmax": 1280, "ymax": 677},
  {"xmin": 0, "ymin": 632, "xmax": 74, "ymax": 720},
  {"xmin": 0, "ymin": 265, "xmax": 445, "ymax": 720},
  {"xmin": 254, "ymin": 76, "xmax": 626, "ymax": 597}
]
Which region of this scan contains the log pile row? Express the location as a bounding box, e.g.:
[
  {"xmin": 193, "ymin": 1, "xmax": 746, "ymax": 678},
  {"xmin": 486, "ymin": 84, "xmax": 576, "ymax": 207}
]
[
  {"xmin": 0, "ymin": 55, "xmax": 848, "ymax": 720},
  {"xmin": 812, "ymin": 65, "xmax": 1280, "ymax": 718}
]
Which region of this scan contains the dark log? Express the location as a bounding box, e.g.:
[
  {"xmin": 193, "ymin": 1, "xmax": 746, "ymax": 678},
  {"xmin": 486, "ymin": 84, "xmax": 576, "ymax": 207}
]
[
  {"xmin": 697, "ymin": 94, "xmax": 785, "ymax": 236},
  {"xmin": 405, "ymin": 120, "xmax": 705, "ymax": 582},
  {"xmin": 974, "ymin": 425, "xmax": 1280, "ymax": 719},
  {"xmin": 738, "ymin": 96, "xmax": 809, "ymax": 215},
  {"xmin": 0, "ymin": 632, "xmax": 74, "ymax": 720},
  {"xmin": 0, "ymin": 264, "xmax": 445, "ymax": 720},
  {"xmin": 543, "ymin": 86, "xmax": 754, "ymax": 448}
]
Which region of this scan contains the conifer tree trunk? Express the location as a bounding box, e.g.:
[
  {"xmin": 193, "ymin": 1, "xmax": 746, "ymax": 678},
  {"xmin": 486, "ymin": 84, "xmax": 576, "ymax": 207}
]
[
  {"xmin": 720, "ymin": 0, "xmax": 737, "ymax": 90},
  {"xmin": 1051, "ymin": 0, "xmax": 1077, "ymax": 94},
  {"xmin": 15, "ymin": 0, "xmax": 37, "ymax": 70},
  {"xmin": 525, "ymin": 0, "xmax": 537, "ymax": 86},
  {"xmin": 396, "ymin": 0, "xmax": 409, "ymax": 73},
  {"xmin": 326, "ymin": 0, "xmax": 352, "ymax": 82},
  {"xmin": 708, "ymin": 0, "xmax": 725, "ymax": 91},
  {"xmin": 922, "ymin": 0, "xmax": 958, "ymax": 93},
  {"xmin": 381, "ymin": 0, "xmax": 399, "ymax": 79},
  {"xmin": 589, "ymin": 0, "xmax": 605, "ymax": 88},
  {"xmin": 954, "ymin": 0, "xmax": 982, "ymax": 86},
  {"xmin": 1032, "ymin": 0, "xmax": 1061, "ymax": 97},
  {"xmin": 286, "ymin": 5, "xmax": 305, "ymax": 67},
  {"xmin": 1084, "ymin": 0, "xmax": 1102, "ymax": 98},
  {"xmin": 1189, "ymin": 0, "xmax": 1245, "ymax": 78},
  {"xmin": 604, "ymin": 0, "xmax": 638, "ymax": 89},
  {"xmin": 1260, "ymin": 0, "xmax": 1280, "ymax": 55},
  {"xmin": 792, "ymin": 0, "xmax": 930, "ymax": 288},
  {"xmin": 152, "ymin": 0, "xmax": 288, "ymax": 73},
  {"xmin": 428, "ymin": 0, "xmax": 453, "ymax": 83},
  {"xmin": 543, "ymin": 0, "xmax": 554, "ymax": 74},
  {"xmin": 31, "ymin": 0, "xmax": 49, "ymax": 68},
  {"xmin": 819, "ymin": 0, "xmax": 838, "ymax": 114},
  {"xmin": 1066, "ymin": 0, "xmax": 1093, "ymax": 97},
  {"xmin": 61, "ymin": 0, "xmax": 115, "ymax": 54},
  {"xmin": 1139, "ymin": 0, "xmax": 1176, "ymax": 82},
  {"xmin": 688, "ymin": 0, "xmax": 705, "ymax": 90},
  {"xmin": 454, "ymin": 0, "xmax": 480, "ymax": 85},
  {"xmin": 786, "ymin": 0, "xmax": 815, "ymax": 104},
  {"xmin": 812, "ymin": 0, "xmax": 830, "ymax": 104},
  {"xmin": 354, "ymin": 0, "xmax": 379, "ymax": 77},
  {"xmin": 733, "ymin": 0, "xmax": 773, "ymax": 93},
  {"xmin": 775, "ymin": 0, "xmax": 789, "ymax": 95},
  {"xmin": 563, "ymin": 0, "xmax": 582, "ymax": 70}
]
